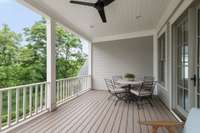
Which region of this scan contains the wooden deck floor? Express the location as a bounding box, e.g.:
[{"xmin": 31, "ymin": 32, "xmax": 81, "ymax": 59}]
[{"xmin": 10, "ymin": 90, "xmax": 178, "ymax": 133}]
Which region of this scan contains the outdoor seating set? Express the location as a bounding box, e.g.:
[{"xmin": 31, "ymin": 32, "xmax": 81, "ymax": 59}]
[
  {"xmin": 104, "ymin": 75, "xmax": 156, "ymax": 108},
  {"xmin": 105, "ymin": 75, "xmax": 200, "ymax": 133}
]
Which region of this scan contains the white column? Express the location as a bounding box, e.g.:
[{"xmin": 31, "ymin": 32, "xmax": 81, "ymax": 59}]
[
  {"xmin": 88, "ymin": 42, "xmax": 92, "ymax": 89},
  {"xmin": 88, "ymin": 42, "xmax": 92, "ymax": 76},
  {"xmin": 46, "ymin": 17, "xmax": 56, "ymax": 111},
  {"xmin": 153, "ymin": 33, "xmax": 158, "ymax": 94}
]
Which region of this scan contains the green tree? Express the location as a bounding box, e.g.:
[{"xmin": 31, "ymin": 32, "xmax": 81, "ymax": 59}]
[
  {"xmin": 0, "ymin": 24, "xmax": 22, "ymax": 87},
  {"xmin": 0, "ymin": 19, "xmax": 86, "ymax": 88},
  {"xmin": 56, "ymin": 25, "xmax": 86, "ymax": 78}
]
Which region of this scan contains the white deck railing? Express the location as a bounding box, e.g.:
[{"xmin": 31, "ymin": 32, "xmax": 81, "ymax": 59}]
[
  {"xmin": 56, "ymin": 75, "xmax": 91, "ymax": 105},
  {"xmin": 0, "ymin": 75, "xmax": 91, "ymax": 131},
  {"xmin": 0, "ymin": 82, "xmax": 48, "ymax": 131}
]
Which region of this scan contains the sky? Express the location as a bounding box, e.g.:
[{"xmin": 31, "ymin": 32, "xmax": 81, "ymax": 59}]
[
  {"xmin": 0, "ymin": 0, "xmax": 89, "ymax": 54},
  {"xmin": 0, "ymin": 0, "xmax": 41, "ymax": 33}
]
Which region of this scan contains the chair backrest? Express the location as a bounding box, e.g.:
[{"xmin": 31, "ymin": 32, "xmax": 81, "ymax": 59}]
[
  {"xmin": 112, "ymin": 75, "xmax": 123, "ymax": 86},
  {"xmin": 144, "ymin": 76, "xmax": 154, "ymax": 82},
  {"xmin": 139, "ymin": 80, "xmax": 156, "ymax": 95},
  {"xmin": 104, "ymin": 79, "xmax": 115, "ymax": 93},
  {"xmin": 183, "ymin": 108, "xmax": 200, "ymax": 133},
  {"xmin": 112, "ymin": 75, "xmax": 123, "ymax": 81}
]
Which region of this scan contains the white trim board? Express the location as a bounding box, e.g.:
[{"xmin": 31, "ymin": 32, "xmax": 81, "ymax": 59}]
[
  {"xmin": 92, "ymin": 30, "xmax": 156, "ymax": 43},
  {"xmin": 156, "ymin": 0, "xmax": 183, "ymax": 33},
  {"xmin": 169, "ymin": 0, "xmax": 194, "ymax": 25}
]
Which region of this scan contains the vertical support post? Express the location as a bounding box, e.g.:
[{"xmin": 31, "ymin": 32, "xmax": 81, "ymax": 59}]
[
  {"xmin": 46, "ymin": 17, "xmax": 56, "ymax": 112},
  {"xmin": 88, "ymin": 42, "xmax": 92, "ymax": 89},
  {"xmin": 153, "ymin": 33, "xmax": 158, "ymax": 95}
]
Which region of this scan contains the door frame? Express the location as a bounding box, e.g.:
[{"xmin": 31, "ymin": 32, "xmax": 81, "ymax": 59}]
[
  {"xmin": 194, "ymin": 4, "xmax": 200, "ymax": 108},
  {"xmin": 171, "ymin": 8, "xmax": 196, "ymax": 118}
]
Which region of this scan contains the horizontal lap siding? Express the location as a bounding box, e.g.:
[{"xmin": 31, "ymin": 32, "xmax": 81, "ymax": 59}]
[{"xmin": 92, "ymin": 36, "xmax": 154, "ymax": 90}]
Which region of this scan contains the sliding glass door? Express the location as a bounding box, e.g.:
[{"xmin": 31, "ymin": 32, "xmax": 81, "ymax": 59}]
[
  {"xmin": 172, "ymin": 5, "xmax": 200, "ymax": 118},
  {"xmin": 176, "ymin": 16, "xmax": 190, "ymax": 113},
  {"xmin": 173, "ymin": 13, "xmax": 192, "ymax": 116}
]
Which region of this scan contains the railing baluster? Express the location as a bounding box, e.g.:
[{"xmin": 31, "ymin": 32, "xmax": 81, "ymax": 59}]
[
  {"xmin": 23, "ymin": 87, "xmax": 26, "ymax": 119},
  {"xmin": 57, "ymin": 82, "xmax": 60, "ymax": 102},
  {"xmin": 40, "ymin": 84, "xmax": 43, "ymax": 111},
  {"xmin": 54, "ymin": 76, "xmax": 91, "ymax": 105},
  {"xmin": 0, "ymin": 91, "xmax": 2, "ymax": 130},
  {"xmin": 71, "ymin": 79, "xmax": 72, "ymax": 96},
  {"xmin": 85, "ymin": 78, "xmax": 88, "ymax": 89},
  {"xmin": 44, "ymin": 83, "xmax": 47, "ymax": 109},
  {"xmin": 29, "ymin": 86, "xmax": 32, "ymax": 116},
  {"xmin": 60, "ymin": 81, "xmax": 62, "ymax": 101},
  {"xmin": 67, "ymin": 80, "xmax": 69, "ymax": 97},
  {"xmin": 7, "ymin": 90, "xmax": 12, "ymax": 126},
  {"xmin": 80, "ymin": 78, "xmax": 82, "ymax": 91},
  {"xmin": 55, "ymin": 83, "xmax": 57, "ymax": 102},
  {"xmin": 16, "ymin": 89, "xmax": 19, "ymax": 123},
  {"xmin": 60, "ymin": 80, "xmax": 63, "ymax": 101},
  {"xmin": 73, "ymin": 80, "xmax": 75, "ymax": 95},
  {"xmin": 63, "ymin": 80, "xmax": 65, "ymax": 100},
  {"xmin": 35, "ymin": 85, "xmax": 38, "ymax": 114},
  {"xmin": 0, "ymin": 82, "xmax": 48, "ymax": 130}
]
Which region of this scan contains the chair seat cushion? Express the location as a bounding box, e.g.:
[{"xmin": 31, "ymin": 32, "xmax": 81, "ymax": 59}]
[
  {"xmin": 111, "ymin": 88, "xmax": 126, "ymax": 94},
  {"xmin": 130, "ymin": 89, "xmax": 151, "ymax": 96}
]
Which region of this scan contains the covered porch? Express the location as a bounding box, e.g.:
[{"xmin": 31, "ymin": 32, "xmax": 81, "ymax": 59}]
[{"xmin": 1, "ymin": 0, "xmax": 200, "ymax": 132}]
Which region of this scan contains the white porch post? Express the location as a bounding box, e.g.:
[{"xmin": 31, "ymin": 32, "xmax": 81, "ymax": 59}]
[
  {"xmin": 46, "ymin": 17, "xmax": 56, "ymax": 111},
  {"xmin": 153, "ymin": 33, "xmax": 158, "ymax": 94},
  {"xmin": 88, "ymin": 42, "xmax": 92, "ymax": 89}
]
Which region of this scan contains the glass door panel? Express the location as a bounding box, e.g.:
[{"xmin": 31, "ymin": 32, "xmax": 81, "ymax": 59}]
[{"xmin": 175, "ymin": 17, "xmax": 190, "ymax": 112}]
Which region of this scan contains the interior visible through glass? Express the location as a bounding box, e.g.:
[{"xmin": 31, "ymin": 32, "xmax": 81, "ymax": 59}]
[{"xmin": 176, "ymin": 17, "xmax": 189, "ymax": 112}]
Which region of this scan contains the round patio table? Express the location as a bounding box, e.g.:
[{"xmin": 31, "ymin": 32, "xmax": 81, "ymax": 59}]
[{"xmin": 116, "ymin": 80, "xmax": 143, "ymax": 101}]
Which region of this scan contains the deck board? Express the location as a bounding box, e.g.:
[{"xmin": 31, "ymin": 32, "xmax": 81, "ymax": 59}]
[{"xmin": 9, "ymin": 90, "xmax": 178, "ymax": 133}]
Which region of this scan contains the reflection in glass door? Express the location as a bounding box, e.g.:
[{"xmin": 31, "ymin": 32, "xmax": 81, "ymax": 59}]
[{"xmin": 175, "ymin": 16, "xmax": 190, "ymax": 113}]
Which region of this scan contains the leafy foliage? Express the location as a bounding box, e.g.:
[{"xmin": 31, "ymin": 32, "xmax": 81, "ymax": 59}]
[{"xmin": 0, "ymin": 19, "xmax": 87, "ymax": 88}]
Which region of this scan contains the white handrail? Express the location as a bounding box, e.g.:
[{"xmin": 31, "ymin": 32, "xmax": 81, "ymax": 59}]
[
  {"xmin": 0, "ymin": 81, "xmax": 48, "ymax": 92},
  {"xmin": 56, "ymin": 75, "xmax": 91, "ymax": 81},
  {"xmin": 0, "ymin": 75, "xmax": 92, "ymax": 131}
]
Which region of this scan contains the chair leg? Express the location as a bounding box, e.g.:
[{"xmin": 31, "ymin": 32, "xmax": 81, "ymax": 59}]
[
  {"xmin": 147, "ymin": 97, "xmax": 153, "ymax": 107},
  {"xmin": 115, "ymin": 99, "xmax": 119, "ymax": 106},
  {"xmin": 107, "ymin": 95, "xmax": 113, "ymax": 100},
  {"xmin": 136, "ymin": 97, "xmax": 141, "ymax": 109}
]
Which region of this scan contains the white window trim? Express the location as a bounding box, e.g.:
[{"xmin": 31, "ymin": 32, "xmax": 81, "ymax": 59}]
[{"xmin": 157, "ymin": 25, "xmax": 168, "ymax": 90}]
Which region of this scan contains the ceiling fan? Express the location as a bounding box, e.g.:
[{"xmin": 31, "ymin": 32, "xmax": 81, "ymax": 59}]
[{"xmin": 69, "ymin": 0, "xmax": 115, "ymax": 23}]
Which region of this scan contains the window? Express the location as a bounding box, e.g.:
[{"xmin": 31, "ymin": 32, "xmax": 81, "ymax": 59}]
[{"xmin": 158, "ymin": 33, "xmax": 166, "ymax": 85}]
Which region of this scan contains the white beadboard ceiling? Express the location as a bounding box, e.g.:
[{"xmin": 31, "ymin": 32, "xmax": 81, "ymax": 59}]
[{"xmin": 19, "ymin": 0, "xmax": 171, "ymax": 41}]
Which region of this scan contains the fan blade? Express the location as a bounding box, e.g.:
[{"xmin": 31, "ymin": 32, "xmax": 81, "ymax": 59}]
[
  {"xmin": 98, "ymin": 8, "xmax": 107, "ymax": 23},
  {"xmin": 70, "ymin": 1, "xmax": 95, "ymax": 7},
  {"xmin": 102, "ymin": 0, "xmax": 114, "ymax": 6}
]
